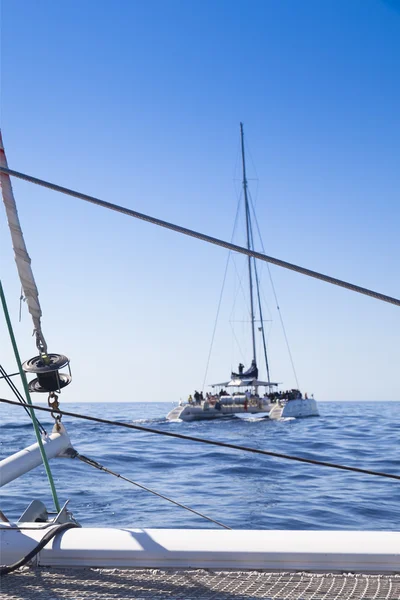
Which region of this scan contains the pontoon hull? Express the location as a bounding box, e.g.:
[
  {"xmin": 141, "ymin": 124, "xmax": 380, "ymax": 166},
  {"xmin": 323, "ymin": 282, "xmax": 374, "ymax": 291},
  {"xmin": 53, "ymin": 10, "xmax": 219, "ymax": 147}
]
[
  {"xmin": 166, "ymin": 403, "xmax": 271, "ymax": 421},
  {"xmin": 1, "ymin": 525, "xmax": 399, "ymax": 572},
  {"xmin": 269, "ymin": 398, "xmax": 319, "ymax": 420},
  {"xmin": 167, "ymin": 398, "xmax": 319, "ymax": 422}
]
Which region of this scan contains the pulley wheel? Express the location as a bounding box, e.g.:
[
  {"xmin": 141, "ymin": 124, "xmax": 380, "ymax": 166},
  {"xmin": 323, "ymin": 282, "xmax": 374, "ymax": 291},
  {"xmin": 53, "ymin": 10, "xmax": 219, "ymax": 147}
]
[
  {"xmin": 22, "ymin": 354, "xmax": 70, "ymax": 374},
  {"xmin": 28, "ymin": 374, "xmax": 72, "ymax": 393}
]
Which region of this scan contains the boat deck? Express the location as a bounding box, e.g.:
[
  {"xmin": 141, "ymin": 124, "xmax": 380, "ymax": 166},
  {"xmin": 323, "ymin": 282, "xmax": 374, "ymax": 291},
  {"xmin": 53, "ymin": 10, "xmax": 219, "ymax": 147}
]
[{"xmin": 1, "ymin": 568, "xmax": 399, "ymax": 600}]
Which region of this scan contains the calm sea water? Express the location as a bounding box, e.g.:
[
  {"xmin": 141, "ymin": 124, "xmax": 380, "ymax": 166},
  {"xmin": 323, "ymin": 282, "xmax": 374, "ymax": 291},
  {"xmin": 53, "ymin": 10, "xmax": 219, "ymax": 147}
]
[{"xmin": 1, "ymin": 401, "xmax": 399, "ymax": 531}]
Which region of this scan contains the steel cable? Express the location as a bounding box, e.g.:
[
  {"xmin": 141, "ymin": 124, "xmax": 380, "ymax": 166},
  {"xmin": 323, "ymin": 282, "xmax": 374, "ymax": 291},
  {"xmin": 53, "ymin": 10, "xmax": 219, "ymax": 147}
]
[
  {"xmin": 0, "ymin": 165, "xmax": 399, "ymax": 307},
  {"xmin": 1, "ymin": 397, "xmax": 399, "ymax": 482},
  {"xmin": 0, "ymin": 365, "xmax": 47, "ymax": 435},
  {"xmin": 75, "ymin": 453, "xmax": 231, "ymax": 529}
]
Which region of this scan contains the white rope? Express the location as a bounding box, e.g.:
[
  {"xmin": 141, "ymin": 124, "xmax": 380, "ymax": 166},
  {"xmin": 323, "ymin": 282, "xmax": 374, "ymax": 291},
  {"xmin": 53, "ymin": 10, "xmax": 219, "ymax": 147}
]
[{"xmin": 0, "ymin": 133, "xmax": 47, "ymax": 352}]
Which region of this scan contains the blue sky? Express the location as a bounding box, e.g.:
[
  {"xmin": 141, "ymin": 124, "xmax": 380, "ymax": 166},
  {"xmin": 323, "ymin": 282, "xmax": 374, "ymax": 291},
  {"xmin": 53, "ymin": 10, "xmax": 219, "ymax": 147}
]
[{"xmin": 0, "ymin": 0, "xmax": 399, "ymax": 403}]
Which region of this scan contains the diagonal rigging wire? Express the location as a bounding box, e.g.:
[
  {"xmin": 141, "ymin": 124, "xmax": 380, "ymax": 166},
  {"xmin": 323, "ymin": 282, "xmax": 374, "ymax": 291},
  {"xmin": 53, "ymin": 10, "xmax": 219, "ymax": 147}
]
[
  {"xmin": 229, "ymin": 318, "xmax": 247, "ymax": 364},
  {"xmin": 201, "ymin": 193, "xmax": 243, "ymax": 391},
  {"xmin": 230, "ymin": 252, "xmax": 252, "ymax": 320},
  {"xmin": 249, "ymin": 193, "xmax": 300, "ymax": 389},
  {"xmin": 0, "ymin": 365, "xmax": 46, "ymax": 434},
  {"xmin": 0, "ymin": 165, "xmax": 399, "ymax": 308},
  {"xmin": 2, "ymin": 398, "xmax": 400, "ymax": 482},
  {"xmin": 247, "ymin": 203, "xmax": 271, "ymax": 382},
  {"xmin": 75, "ymin": 452, "xmax": 231, "ymax": 529}
]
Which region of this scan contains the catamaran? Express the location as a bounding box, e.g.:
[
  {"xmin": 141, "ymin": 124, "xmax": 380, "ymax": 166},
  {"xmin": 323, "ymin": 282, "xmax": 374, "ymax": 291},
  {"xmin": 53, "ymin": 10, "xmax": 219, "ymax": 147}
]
[{"xmin": 167, "ymin": 124, "xmax": 318, "ymax": 422}]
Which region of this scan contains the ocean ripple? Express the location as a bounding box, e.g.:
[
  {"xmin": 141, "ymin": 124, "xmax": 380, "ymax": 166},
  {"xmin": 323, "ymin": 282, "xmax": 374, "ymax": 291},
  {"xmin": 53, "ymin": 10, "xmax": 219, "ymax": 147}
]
[{"xmin": 0, "ymin": 401, "xmax": 399, "ymax": 531}]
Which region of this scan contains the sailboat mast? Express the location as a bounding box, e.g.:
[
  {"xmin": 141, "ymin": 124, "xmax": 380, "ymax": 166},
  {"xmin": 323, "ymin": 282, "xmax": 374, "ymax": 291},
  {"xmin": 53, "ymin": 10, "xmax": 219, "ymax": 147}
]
[{"xmin": 240, "ymin": 122, "xmax": 257, "ymax": 364}]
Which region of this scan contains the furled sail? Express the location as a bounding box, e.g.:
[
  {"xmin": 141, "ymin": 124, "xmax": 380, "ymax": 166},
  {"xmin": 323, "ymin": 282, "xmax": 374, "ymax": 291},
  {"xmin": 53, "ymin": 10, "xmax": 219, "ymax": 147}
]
[
  {"xmin": 231, "ymin": 359, "xmax": 258, "ymax": 380},
  {"xmin": 0, "ymin": 130, "xmax": 47, "ymax": 353}
]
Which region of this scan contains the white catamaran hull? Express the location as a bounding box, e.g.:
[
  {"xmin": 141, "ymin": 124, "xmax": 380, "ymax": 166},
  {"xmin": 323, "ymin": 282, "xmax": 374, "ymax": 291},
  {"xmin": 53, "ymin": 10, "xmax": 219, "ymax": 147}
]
[
  {"xmin": 1, "ymin": 525, "xmax": 399, "ymax": 572},
  {"xmin": 167, "ymin": 398, "xmax": 318, "ymax": 422},
  {"xmin": 269, "ymin": 398, "xmax": 319, "ymax": 420},
  {"xmin": 167, "ymin": 404, "xmax": 272, "ymax": 422}
]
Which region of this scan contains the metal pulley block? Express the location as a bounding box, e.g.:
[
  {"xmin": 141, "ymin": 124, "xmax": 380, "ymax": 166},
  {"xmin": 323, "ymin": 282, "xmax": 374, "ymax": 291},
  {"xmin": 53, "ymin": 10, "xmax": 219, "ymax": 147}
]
[{"xmin": 22, "ymin": 353, "xmax": 72, "ymax": 393}]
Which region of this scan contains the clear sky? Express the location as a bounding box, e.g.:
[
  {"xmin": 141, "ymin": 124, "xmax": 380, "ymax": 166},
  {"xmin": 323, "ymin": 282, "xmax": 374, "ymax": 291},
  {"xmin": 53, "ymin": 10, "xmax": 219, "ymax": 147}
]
[{"xmin": 0, "ymin": 0, "xmax": 399, "ymax": 403}]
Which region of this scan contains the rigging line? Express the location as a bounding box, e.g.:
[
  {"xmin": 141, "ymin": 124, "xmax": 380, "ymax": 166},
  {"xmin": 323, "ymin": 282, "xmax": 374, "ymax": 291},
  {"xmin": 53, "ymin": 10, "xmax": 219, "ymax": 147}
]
[
  {"xmin": 201, "ymin": 193, "xmax": 243, "ymax": 392},
  {"xmin": 249, "ymin": 223, "xmax": 271, "ymax": 382},
  {"xmin": 0, "ymin": 364, "xmax": 47, "ymax": 435},
  {"xmin": 247, "ymin": 203, "xmax": 268, "ymax": 368},
  {"xmin": 229, "ymin": 320, "xmax": 247, "ymax": 363},
  {"xmin": 0, "ymin": 165, "xmax": 399, "ymax": 308},
  {"xmin": 18, "ymin": 286, "xmax": 24, "ymax": 323},
  {"xmin": 75, "ymin": 453, "xmax": 231, "ymax": 530},
  {"xmin": 241, "ymin": 123, "xmax": 257, "ymax": 364},
  {"xmin": 230, "ymin": 254, "xmax": 251, "ymax": 321},
  {"xmin": 2, "ymin": 398, "xmax": 400, "ymax": 483},
  {"xmin": 243, "ymin": 134, "xmax": 259, "ymax": 183},
  {"xmin": 229, "ymin": 203, "xmax": 254, "ymax": 320},
  {"xmin": 201, "ymin": 252, "xmax": 230, "ymax": 391},
  {"xmin": 244, "ymin": 149, "xmax": 260, "ymax": 209},
  {"xmin": 246, "ymin": 258, "xmax": 274, "ymax": 326},
  {"xmin": 249, "ymin": 195, "xmax": 300, "ymax": 389}
]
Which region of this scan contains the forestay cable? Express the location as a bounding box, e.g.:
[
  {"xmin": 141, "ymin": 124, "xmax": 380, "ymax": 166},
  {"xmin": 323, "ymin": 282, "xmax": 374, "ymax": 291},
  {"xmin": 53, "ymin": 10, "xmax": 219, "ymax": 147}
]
[
  {"xmin": 0, "ymin": 364, "xmax": 47, "ymax": 435},
  {"xmin": 201, "ymin": 194, "xmax": 243, "ymax": 392},
  {"xmin": 1, "ymin": 398, "xmax": 400, "ymax": 482},
  {"xmin": 249, "ymin": 195, "xmax": 300, "ymax": 389},
  {"xmin": 75, "ymin": 453, "xmax": 231, "ymax": 529},
  {"xmin": 0, "ymin": 165, "xmax": 399, "ymax": 308}
]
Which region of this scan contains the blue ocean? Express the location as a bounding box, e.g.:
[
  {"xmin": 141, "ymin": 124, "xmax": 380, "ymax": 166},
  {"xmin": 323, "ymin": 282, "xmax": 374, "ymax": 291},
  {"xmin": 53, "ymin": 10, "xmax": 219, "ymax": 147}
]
[{"xmin": 1, "ymin": 401, "xmax": 399, "ymax": 531}]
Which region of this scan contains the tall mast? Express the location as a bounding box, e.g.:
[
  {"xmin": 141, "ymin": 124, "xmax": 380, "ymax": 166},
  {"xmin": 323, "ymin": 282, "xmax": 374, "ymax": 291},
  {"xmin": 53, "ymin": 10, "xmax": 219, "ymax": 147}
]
[
  {"xmin": 240, "ymin": 122, "xmax": 257, "ymax": 364},
  {"xmin": 250, "ymin": 225, "xmax": 271, "ymax": 384}
]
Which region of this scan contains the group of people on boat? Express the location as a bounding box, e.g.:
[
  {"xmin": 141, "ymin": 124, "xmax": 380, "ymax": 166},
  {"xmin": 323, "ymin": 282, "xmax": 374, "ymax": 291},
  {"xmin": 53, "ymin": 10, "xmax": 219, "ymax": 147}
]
[
  {"xmin": 188, "ymin": 391, "xmax": 203, "ymax": 404},
  {"xmin": 189, "ymin": 390, "xmax": 227, "ymax": 405},
  {"xmin": 265, "ymin": 389, "xmax": 306, "ymax": 402},
  {"xmin": 187, "ymin": 388, "xmax": 309, "ymax": 407}
]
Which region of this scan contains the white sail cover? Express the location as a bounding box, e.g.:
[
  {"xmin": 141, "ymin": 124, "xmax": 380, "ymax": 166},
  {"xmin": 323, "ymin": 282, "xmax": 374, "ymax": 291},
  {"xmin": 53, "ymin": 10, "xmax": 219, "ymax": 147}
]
[{"xmin": 0, "ymin": 130, "xmax": 47, "ymax": 352}]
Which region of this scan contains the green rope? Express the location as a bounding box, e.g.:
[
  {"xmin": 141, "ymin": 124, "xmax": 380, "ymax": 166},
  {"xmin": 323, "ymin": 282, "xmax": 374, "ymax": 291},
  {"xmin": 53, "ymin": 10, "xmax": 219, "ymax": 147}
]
[{"xmin": 0, "ymin": 280, "xmax": 60, "ymax": 512}]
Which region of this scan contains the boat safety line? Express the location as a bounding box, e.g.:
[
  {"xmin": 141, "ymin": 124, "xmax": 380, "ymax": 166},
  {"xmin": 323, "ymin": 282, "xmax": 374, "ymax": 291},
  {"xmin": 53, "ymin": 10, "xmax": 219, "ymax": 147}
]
[
  {"xmin": 2, "ymin": 398, "xmax": 400, "ymax": 483},
  {"xmin": 0, "ymin": 522, "xmax": 79, "ymax": 576},
  {"xmin": 0, "ymin": 165, "xmax": 399, "ymax": 308},
  {"xmin": 75, "ymin": 453, "xmax": 231, "ymax": 530},
  {"xmin": 0, "ymin": 364, "xmax": 47, "ymax": 435}
]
